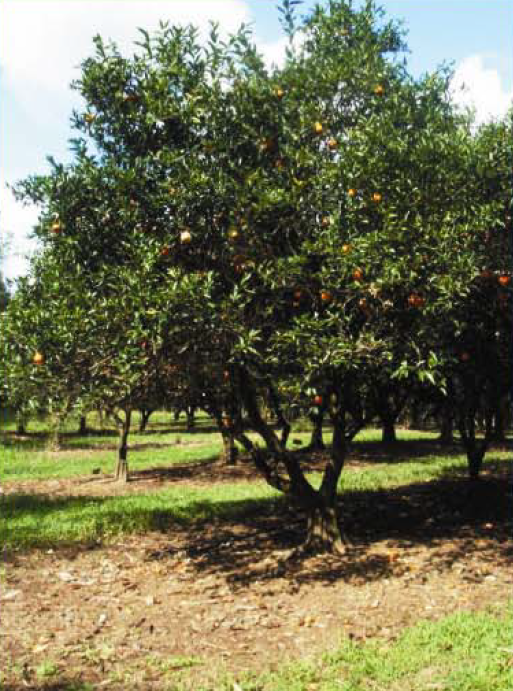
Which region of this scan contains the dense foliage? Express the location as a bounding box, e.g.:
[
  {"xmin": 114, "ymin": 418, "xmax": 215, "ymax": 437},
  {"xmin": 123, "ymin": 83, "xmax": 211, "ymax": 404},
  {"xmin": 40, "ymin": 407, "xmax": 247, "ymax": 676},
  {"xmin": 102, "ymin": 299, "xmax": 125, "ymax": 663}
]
[{"xmin": 3, "ymin": 0, "xmax": 511, "ymax": 550}]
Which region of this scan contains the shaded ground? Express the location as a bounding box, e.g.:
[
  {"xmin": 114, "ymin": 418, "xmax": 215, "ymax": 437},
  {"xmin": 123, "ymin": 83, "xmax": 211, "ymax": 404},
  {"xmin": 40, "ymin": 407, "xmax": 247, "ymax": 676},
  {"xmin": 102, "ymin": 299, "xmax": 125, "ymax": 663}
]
[{"xmin": 2, "ymin": 467, "xmax": 512, "ymax": 690}]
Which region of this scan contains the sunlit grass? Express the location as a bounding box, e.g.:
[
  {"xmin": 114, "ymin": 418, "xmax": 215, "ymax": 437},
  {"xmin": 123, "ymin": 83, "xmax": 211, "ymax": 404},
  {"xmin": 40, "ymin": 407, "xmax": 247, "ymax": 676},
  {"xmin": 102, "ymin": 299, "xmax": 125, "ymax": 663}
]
[{"xmin": 214, "ymin": 604, "xmax": 513, "ymax": 691}]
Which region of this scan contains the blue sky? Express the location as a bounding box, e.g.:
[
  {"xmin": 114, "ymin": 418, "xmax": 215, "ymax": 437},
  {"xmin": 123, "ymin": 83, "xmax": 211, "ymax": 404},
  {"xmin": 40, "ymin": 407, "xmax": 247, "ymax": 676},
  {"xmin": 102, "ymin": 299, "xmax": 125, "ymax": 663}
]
[{"xmin": 1, "ymin": 0, "xmax": 511, "ymax": 281}]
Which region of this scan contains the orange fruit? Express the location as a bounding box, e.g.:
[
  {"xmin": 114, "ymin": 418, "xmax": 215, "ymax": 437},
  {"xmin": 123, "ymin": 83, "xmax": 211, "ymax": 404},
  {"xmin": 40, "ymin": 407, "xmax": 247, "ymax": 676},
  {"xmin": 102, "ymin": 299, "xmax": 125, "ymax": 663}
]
[
  {"xmin": 352, "ymin": 269, "xmax": 363, "ymax": 281},
  {"xmin": 320, "ymin": 290, "xmax": 332, "ymax": 303},
  {"xmin": 374, "ymin": 84, "xmax": 384, "ymax": 96},
  {"xmin": 327, "ymin": 138, "xmax": 338, "ymax": 149},
  {"xmin": 180, "ymin": 229, "xmax": 192, "ymax": 244},
  {"xmin": 498, "ymin": 275, "xmax": 511, "ymax": 286},
  {"xmin": 372, "ymin": 192, "xmax": 382, "ymax": 203},
  {"xmin": 348, "ymin": 188, "xmax": 357, "ymax": 197},
  {"xmin": 313, "ymin": 121, "xmax": 323, "ymax": 134},
  {"xmin": 161, "ymin": 246, "xmax": 170, "ymax": 256},
  {"xmin": 274, "ymin": 87, "xmax": 285, "ymax": 99},
  {"xmin": 321, "ymin": 216, "xmax": 331, "ymax": 228},
  {"xmin": 342, "ymin": 244, "xmax": 352, "ymax": 253},
  {"xmin": 51, "ymin": 221, "xmax": 62, "ymax": 234},
  {"xmin": 314, "ymin": 395, "xmax": 323, "ymax": 406},
  {"xmin": 33, "ymin": 351, "xmax": 45, "ymax": 366}
]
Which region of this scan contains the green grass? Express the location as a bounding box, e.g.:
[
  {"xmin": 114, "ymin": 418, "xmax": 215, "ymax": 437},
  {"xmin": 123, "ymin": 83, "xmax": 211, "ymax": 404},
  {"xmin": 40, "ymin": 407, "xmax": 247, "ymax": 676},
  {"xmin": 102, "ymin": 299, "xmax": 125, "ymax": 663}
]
[
  {"xmin": 1, "ymin": 449, "xmax": 509, "ymax": 550},
  {"xmin": 1, "ymin": 413, "xmax": 510, "ymax": 549},
  {"xmin": 0, "ymin": 434, "xmax": 224, "ymax": 481},
  {"xmin": 0, "ymin": 481, "xmax": 282, "ymax": 549},
  {"xmin": 212, "ymin": 604, "xmax": 513, "ymax": 691}
]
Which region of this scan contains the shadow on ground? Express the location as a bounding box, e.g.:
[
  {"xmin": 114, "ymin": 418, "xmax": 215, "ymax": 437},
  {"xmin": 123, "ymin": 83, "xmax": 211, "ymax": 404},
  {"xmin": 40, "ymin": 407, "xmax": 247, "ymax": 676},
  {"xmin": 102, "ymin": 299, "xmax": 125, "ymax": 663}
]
[{"xmin": 4, "ymin": 463, "xmax": 511, "ymax": 587}]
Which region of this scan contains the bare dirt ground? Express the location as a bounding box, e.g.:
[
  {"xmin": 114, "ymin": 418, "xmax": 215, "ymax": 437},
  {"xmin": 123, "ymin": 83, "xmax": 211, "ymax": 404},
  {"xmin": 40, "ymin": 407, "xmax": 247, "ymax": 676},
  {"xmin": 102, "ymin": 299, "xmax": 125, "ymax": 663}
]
[{"xmin": 1, "ymin": 452, "xmax": 512, "ymax": 690}]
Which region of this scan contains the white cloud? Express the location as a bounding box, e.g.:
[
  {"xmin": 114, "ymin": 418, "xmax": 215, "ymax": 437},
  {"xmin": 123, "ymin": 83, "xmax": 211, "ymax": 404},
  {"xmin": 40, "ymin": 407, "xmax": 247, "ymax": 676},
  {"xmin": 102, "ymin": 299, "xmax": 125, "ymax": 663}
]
[
  {"xmin": 450, "ymin": 55, "xmax": 512, "ymax": 125},
  {"xmin": 0, "ymin": 185, "xmax": 40, "ymax": 283},
  {"xmin": 0, "ymin": 0, "xmax": 253, "ymax": 95}
]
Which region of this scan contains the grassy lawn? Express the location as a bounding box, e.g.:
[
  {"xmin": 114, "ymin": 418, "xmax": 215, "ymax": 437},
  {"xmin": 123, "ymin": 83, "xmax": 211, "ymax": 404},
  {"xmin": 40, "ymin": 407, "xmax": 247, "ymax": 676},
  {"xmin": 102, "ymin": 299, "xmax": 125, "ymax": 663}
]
[
  {"xmin": 1, "ymin": 438, "xmax": 509, "ymax": 549},
  {"xmin": 218, "ymin": 604, "xmax": 513, "ymax": 691}
]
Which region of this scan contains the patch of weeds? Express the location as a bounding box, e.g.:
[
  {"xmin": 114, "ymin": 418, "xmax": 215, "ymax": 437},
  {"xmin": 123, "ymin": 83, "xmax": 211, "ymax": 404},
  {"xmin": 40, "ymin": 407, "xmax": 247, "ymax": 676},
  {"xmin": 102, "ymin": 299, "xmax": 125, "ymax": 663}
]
[{"xmin": 35, "ymin": 659, "xmax": 59, "ymax": 680}]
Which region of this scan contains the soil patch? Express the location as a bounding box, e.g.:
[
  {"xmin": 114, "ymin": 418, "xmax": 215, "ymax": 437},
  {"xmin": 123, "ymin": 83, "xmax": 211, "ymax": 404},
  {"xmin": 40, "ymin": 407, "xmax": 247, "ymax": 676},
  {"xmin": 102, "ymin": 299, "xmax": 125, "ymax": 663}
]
[{"xmin": 2, "ymin": 475, "xmax": 512, "ymax": 690}]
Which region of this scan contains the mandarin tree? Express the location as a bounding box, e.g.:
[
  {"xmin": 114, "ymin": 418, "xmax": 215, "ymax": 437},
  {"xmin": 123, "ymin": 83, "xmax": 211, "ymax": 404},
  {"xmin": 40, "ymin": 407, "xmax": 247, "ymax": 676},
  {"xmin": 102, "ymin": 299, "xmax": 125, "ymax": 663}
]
[{"xmin": 10, "ymin": 0, "xmax": 508, "ymax": 549}]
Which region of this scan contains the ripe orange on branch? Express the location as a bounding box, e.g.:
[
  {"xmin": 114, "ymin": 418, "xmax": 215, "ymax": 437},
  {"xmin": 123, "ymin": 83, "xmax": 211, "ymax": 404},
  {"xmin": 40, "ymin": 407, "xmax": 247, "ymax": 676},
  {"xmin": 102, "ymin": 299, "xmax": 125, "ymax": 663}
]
[
  {"xmin": 320, "ymin": 290, "xmax": 333, "ymax": 303},
  {"xmin": 327, "ymin": 138, "xmax": 338, "ymax": 150},
  {"xmin": 342, "ymin": 244, "xmax": 352, "ymax": 254},
  {"xmin": 33, "ymin": 352, "xmax": 45, "ymax": 366},
  {"xmin": 352, "ymin": 269, "xmax": 363, "ymax": 282},
  {"xmin": 51, "ymin": 221, "xmax": 63, "ymax": 234},
  {"xmin": 408, "ymin": 294, "xmax": 425, "ymax": 308},
  {"xmin": 372, "ymin": 192, "xmax": 382, "ymax": 203},
  {"xmin": 498, "ymin": 275, "xmax": 511, "ymax": 286},
  {"xmin": 313, "ymin": 121, "xmax": 324, "ymax": 135},
  {"xmin": 313, "ymin": 395, "xmax": 323, "ymax": 406},
  {"xmin": 374, "ymin": 84, "xmax": 385, "ymax": 96},
  {"xmin": 180, "ymin": 229, "xmax": 192, "ymax": 244},
  {"xmin": 347, "ymin": 188, "xmax": 357, "ymax": 198}
]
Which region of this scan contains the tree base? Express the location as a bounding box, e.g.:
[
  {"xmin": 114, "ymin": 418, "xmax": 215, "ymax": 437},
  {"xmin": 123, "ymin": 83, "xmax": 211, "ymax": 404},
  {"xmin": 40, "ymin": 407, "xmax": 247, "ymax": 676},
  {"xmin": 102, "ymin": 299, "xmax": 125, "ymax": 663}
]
[
  {"xmin": 115, "ymin": 459, "xmax": 129, "ymax": 483},
  {"xmin": 303, "ymin": 506, "xmax": 346, "ymax": 555}
]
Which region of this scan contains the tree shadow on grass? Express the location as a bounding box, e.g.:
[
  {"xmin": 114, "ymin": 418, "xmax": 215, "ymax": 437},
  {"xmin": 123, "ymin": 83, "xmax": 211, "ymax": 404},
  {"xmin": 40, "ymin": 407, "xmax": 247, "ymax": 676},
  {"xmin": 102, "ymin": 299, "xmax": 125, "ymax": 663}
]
[{"xmin": 3, "ymin": 457, "xmax": 511, "ymax": 586}]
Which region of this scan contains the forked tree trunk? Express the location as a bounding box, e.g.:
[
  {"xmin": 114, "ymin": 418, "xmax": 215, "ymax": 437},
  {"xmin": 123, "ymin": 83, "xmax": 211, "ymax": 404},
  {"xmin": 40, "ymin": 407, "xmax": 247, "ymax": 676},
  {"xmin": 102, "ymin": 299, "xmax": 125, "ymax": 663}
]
[
  {"xmin": 115, "ymin": 409, "xmax": 132, "ymax": 483},
  {"xmin": 139, "ymin": 408, "xmax": 153, "ymax": 433}
]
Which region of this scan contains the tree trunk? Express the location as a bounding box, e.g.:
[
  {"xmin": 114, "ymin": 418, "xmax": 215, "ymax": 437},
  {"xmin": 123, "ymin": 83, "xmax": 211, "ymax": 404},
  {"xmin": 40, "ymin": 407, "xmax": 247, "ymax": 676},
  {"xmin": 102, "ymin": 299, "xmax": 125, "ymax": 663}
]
[
  {"xmin": 492, "ymin": 399, "xmax": 506, "ymax": 442},
  {"xmin": 381, "ymin": 417, "xmax": 397, "ymax": 444},
  {"xmin": 15, "ymin": 417, "xmax": 26, "ymax": 435},
  {"xmin": 304, "ymin": 500, "xmax": 345, "ymax": 554},
  {"xmin": 307, "ymin": 412, "xmax": 325, "ymax": 450},
  {"xmin": 186, "ymin": 407, "xmax": 195, "ymax": 430},
  {"xmin": 79, "ymin": 415, "xmax": 88, "ymax": 435},
  {"xmin": 221, "ymin": 430, "xmax": 238, "ymax": 465},
  {"xmin": 467, "ymin": 447, "xmax": 485, "ymax": 480},
  {"xmin": 139, "ymin": 408, "xmax": 152, "ymax": 433},
  {"xmin": 438, "ymin": 406, "xmax": 454, "ymax": 445},
  {"xmin": 115, "ymin": 409, "xmax": 132, "ymax": 483}
]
